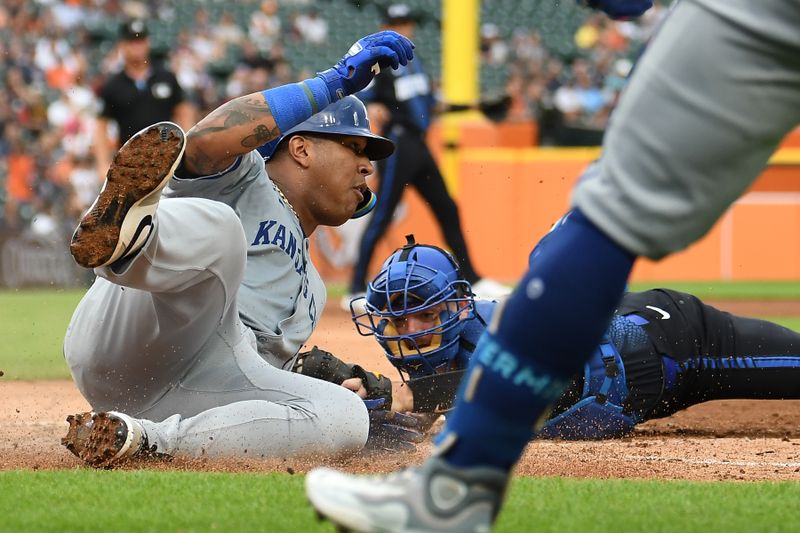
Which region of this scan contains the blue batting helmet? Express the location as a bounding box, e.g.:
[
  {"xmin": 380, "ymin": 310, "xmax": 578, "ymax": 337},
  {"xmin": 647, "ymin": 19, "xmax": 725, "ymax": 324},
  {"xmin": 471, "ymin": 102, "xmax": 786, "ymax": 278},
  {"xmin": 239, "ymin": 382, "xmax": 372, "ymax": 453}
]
[
  {"xmin": 351, "ymin": 234, "xmax": 476, "ymax": 380},
  {"xmin": 260, "ymin": 95, "xmax": 390, "ymax": 218},
  {"xmin": 262, "ymin": 95, "xmax": 394, "ymax": 161}
]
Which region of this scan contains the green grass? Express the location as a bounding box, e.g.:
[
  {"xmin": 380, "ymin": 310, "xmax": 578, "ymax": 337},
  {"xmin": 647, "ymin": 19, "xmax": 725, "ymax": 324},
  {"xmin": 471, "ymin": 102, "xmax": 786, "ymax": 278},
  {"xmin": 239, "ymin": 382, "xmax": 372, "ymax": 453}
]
[
  {"xmin": 2, "ymin": 283, "xmax": 800, "ymax": 380},
  {"xmin": 627, "ymin": 280, "xmax": 800, "ymax": 300},
  {"xmin": 0, "ymin": 470, "xmax": 316, "ymax": 532},
  {"xmin": 1, "ymin": 470, "xmax": 798, "ymax": 532},
  {"xmin": 499, "ymin": 477, "xmax": 800, "ymax": 532},
  {"xmin": 0, "ymin": 289, "xmax": 84, "ymax": 380}
]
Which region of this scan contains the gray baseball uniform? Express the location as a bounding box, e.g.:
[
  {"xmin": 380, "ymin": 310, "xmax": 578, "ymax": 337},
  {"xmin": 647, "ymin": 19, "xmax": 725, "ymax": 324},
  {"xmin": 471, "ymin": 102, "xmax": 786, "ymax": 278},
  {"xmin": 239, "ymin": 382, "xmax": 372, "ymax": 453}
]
[
  {"xmin": 64, "ymin": 150, "xmax": 369, "ymax": 458},
  {"xmin": 572, "ymin": 0, "xmax": 800, "ymax": 259},
  {"xmin": 164, "ymin": 150, "xmax": 324, "ymax": 370}
]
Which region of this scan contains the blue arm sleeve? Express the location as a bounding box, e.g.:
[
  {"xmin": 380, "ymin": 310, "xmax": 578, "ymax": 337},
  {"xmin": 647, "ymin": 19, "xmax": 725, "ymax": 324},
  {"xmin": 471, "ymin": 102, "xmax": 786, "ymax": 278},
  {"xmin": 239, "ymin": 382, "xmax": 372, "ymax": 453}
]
[{"xmin": 256, "ymin": 77, "xmax": 331, "ymax": 159}]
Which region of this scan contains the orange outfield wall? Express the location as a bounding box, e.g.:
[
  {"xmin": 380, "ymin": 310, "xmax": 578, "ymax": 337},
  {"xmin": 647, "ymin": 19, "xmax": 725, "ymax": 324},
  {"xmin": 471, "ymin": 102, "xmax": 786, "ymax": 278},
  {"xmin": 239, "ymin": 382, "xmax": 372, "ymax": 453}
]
[{"xmin": 310, "ymin": 124, "xmax": 800, "ymax": 284}]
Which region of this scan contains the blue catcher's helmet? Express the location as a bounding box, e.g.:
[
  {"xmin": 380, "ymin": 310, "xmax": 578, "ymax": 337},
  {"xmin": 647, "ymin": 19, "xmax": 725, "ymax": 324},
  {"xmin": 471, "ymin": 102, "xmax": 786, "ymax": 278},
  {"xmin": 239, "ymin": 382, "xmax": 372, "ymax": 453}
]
[
  {"xmin": 351, "ymin": 234, "xmax": 476, "ymax": 380},
  {"xmin": 259, "ymin": 96, "xmax": 391, "ymax": 219}
]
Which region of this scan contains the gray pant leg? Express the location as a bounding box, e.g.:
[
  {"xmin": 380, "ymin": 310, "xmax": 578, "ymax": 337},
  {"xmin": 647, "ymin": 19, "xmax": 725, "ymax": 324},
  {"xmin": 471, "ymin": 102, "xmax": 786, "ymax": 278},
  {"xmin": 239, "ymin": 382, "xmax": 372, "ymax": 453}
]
[
  {"xmin": 139, "ymin": 326, "xmax": 369, "ymax": 458},
  {"xmin": 572, "ymin": 0, "xmax": 800, "ymax": 259},
  {"xmin": 65, "ymin": 197, "xmax": 247, "ymax": 413}
]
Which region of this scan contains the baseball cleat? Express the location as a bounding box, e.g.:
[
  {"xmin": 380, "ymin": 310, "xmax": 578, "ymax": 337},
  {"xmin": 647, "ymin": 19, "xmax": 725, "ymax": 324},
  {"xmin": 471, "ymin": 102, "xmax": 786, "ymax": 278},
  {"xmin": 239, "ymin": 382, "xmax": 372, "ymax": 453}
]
[
  {"xmin": 70, "ymin": 122, "xmax": 186, "ymax": 268},
  {"xmin": 61, "ymin": 411, "xmax": 96, "ymax": 458},
  {"xmin": 305, "ymin": 456, "xmax": 509, "ymax": 533},
  {"xmin": 61, "ymin": 411, "xmax": 158, "ymax": 468}
]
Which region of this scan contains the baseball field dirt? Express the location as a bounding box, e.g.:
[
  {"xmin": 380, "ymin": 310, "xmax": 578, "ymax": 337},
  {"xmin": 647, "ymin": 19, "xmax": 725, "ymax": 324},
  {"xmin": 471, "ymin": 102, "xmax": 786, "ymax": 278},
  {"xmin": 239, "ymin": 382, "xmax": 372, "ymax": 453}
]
[{"xmin": 2, "ymin": 301, "xmax": 800, "ymax": 481}]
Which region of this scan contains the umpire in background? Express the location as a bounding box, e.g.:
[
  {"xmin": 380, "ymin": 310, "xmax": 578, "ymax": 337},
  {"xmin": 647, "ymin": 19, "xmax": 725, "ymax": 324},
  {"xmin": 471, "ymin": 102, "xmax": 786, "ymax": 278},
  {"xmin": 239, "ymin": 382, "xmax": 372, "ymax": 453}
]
[
  {"xmin": 345, "ymin": 3, "xmax": 508, "ymax": 308},
  {"xmin": 93, "ymin": 18, "xmax": 195, "ymax": 179}
]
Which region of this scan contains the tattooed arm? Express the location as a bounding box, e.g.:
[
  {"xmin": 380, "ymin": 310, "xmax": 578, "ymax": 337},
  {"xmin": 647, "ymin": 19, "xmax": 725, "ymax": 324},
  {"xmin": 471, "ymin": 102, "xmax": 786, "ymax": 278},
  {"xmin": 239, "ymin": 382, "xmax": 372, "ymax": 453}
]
[{"xmin": 183, "ymin": 92, "xmax": 280, "ymax": 176}]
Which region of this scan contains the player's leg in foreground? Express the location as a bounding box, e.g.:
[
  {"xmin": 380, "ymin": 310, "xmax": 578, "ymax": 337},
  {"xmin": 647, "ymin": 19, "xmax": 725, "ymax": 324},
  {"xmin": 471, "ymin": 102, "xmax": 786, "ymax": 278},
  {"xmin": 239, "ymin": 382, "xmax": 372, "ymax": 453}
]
[
  {"xmin": 308, "ymin": 208, "xmax": 633, "ymax": 532},
  {"xmin": 306, "ymin": 1, "xmax": 800, "ymax": 530}
]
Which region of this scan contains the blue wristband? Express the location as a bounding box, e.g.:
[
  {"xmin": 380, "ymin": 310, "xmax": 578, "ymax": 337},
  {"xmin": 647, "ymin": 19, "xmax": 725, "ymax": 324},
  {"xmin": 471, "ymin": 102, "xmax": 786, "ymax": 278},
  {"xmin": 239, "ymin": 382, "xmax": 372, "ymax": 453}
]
[
  {"xmin": 301, "ymin": 77, "xmax": 333, "ymax": 114},
  {"xmin": 259, "ymin": 78, "xmax": 331, "ymax": 132},
  {"xmin": 257, "ymin": 78, "xmax": 332, "ymax": 158}
]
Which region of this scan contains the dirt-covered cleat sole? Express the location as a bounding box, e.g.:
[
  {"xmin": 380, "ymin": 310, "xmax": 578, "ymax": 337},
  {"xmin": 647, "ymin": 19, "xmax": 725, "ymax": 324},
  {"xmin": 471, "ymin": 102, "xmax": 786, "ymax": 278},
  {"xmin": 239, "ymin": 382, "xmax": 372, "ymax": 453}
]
[
  {"xmin": 70, "ymin": 122, "xmax": 186, "ymax": 269},
  {"xmin": 61, "ymin": 411, "xmax": 96, "ymax": 459},
  {"xmin": 62, "ymin": 411, "xmax": 146, "ymax": 468}
]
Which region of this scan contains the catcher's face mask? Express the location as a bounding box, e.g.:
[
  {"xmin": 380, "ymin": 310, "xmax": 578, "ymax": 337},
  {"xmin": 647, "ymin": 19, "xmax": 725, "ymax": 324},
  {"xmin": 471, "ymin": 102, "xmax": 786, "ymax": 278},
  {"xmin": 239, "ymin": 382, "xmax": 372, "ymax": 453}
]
[
  {"xmin": 351, "ymin": 235, "xmax": 475, "ymax": 380},
  {"xmin": 387, "ymin": 300, "xmax": 447, "ymax": 350}
]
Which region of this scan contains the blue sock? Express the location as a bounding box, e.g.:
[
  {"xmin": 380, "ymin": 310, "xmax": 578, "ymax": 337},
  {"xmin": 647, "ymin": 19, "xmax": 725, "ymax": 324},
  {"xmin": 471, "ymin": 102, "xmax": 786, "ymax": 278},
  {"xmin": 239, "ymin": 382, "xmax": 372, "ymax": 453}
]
[{"xmin": 437, "ymin": 209, "xmax": 636, "ymax": 470}]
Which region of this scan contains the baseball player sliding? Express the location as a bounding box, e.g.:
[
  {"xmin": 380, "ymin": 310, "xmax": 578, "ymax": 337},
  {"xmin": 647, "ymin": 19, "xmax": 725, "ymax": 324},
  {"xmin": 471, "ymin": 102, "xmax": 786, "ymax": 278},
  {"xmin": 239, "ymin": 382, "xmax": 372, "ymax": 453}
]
[
  {"xmin": 61, "ymin": 31, "xmax": 422, "ymax": 467},
  {"xmin": 299, "ymin": 234, "xmax": 800, "ymax": 440}
]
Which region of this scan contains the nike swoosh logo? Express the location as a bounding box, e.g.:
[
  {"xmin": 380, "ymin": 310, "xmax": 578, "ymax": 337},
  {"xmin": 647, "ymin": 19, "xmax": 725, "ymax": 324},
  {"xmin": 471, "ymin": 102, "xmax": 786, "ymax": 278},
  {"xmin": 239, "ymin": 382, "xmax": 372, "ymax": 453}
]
[{"xmin": 645, "ymin": 305, "xmax": 671, "ymax": 320}]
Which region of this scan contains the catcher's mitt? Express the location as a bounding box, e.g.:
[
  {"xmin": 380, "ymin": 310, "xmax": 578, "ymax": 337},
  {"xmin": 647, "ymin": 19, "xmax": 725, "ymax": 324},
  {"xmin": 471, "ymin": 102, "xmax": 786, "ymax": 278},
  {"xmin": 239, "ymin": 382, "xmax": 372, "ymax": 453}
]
[
  {"xmin": 293, "ymin": 346, "xmax": 393, "ymax": 408},
  {"xmin": 293, "ymin": 346, "xmax": 353, "ymax": 384},
  {"xmin": 351, "ymin": 364, "xmax": 393, "ymax": 409}
]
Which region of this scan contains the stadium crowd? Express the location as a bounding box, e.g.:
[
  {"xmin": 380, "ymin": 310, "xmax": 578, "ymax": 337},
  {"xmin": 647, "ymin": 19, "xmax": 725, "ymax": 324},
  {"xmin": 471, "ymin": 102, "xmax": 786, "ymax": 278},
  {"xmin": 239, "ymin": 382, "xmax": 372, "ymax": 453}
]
[
  {"xmin": 0, "ymin": 0, "xmax": 666, "ymax": 238},
  {"xmin": 491, "ymin": 1, "xmax": 669, "ymax": 143}
]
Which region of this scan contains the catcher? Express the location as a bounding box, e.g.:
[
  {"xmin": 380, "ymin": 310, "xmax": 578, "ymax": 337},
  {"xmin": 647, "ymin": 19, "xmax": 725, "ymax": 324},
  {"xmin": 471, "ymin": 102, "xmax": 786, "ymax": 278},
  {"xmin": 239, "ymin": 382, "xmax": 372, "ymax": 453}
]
[{"xmin": 297, "ymin": 234, "xmax": 800, "ymax": 439}]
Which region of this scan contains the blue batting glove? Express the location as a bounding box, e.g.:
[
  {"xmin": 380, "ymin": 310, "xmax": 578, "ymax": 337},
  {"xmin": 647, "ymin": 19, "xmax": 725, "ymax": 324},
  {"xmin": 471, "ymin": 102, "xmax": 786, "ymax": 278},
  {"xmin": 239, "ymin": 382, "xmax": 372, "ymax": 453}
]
[
  {"xmin": 581, "ymin": 0, "xmax": 653, "ymax": 19},
  {"xmin": 317, "ymin": 31, "xmax": 415, "ymax": 101}
]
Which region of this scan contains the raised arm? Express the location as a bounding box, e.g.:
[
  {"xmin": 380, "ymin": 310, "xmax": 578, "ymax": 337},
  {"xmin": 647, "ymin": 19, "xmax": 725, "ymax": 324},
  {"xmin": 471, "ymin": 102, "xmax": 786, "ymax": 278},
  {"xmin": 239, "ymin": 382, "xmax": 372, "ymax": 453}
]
[{"xmin": 182, "ymin": 31, "xmax": 414, "ymax": 176}]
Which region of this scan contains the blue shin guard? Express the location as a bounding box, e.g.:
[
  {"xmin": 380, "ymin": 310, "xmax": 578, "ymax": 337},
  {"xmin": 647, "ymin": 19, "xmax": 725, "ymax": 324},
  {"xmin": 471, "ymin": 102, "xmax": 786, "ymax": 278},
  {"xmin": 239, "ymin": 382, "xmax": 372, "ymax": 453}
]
[{"xmin": 438, "ymin": 209, "xmax": 636, "ymax": 470}]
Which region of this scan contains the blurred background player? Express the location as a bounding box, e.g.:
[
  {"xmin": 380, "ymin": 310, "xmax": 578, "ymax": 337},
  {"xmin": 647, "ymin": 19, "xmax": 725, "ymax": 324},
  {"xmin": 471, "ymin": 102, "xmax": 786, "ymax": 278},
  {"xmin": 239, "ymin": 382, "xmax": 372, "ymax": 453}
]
[
  {"xmin": 344, "ymin": 3, "xmax": 510, "ymax": 309},
  {"xmin": 337, "ymin": 236, "xmax": 800, "ymax": 439},
  {"xmin": 306, "ymin": 0, "xmax": 800, "ymax": 531},
  {"xmin": 93, "ymin": 18, "xmax": 196, "ymax": 180}
]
